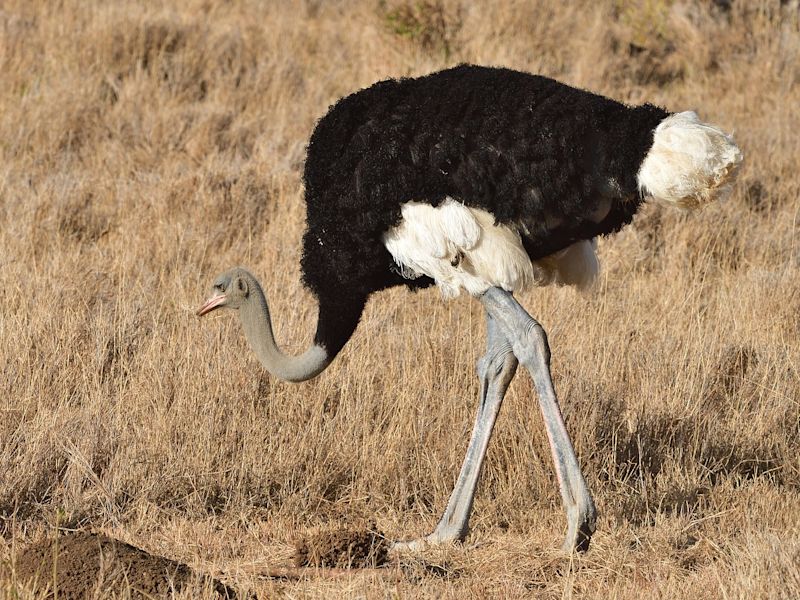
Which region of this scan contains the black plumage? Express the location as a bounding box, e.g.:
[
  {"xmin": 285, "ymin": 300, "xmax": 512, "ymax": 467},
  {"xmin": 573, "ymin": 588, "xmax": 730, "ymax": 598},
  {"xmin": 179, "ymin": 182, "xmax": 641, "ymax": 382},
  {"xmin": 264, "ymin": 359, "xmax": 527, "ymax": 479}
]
[{"xmin": 299, "ymin": 64, "xmax": 670, "ymax": 355}]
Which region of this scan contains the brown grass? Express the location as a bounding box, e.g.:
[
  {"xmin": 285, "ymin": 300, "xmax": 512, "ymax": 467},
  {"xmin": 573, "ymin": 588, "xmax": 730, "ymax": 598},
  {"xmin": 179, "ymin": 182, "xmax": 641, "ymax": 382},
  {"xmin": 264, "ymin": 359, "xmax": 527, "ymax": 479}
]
[{"xmin": 1, "ymin": 0, "xmax": 799, "ymax": 597}]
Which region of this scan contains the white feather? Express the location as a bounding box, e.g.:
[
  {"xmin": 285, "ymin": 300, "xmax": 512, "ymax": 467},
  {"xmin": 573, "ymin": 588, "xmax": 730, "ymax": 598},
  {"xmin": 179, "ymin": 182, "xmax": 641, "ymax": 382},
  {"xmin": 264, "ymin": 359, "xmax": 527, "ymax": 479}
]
[
  {"xmin": 383, "ymin": 198, "xmax": 600, "ymax": 298},
  {"xmin": 535, "ymin": 239, "xmax": 599, "ymax": 290},
  {"xmin": 637, "ymin": 111, "xmax": 743, "ymax": 210}
]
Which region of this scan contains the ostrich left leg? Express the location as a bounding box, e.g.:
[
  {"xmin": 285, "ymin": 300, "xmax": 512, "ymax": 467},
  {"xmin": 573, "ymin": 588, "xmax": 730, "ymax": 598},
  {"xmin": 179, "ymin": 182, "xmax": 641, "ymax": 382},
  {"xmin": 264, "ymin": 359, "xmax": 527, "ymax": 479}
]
[{"xmin": 391, "ymin": 310, "xmax": 518, "ymax": 552}]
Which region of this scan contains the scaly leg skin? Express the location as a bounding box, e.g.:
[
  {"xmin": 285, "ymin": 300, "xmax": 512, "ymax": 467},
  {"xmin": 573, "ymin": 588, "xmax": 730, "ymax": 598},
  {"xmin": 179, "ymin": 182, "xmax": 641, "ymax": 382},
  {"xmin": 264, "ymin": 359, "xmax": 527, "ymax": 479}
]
[
  {"xmin": 481, "ymin": 287, "xmax": 597, "ymax": 552},
  {"xmin": 391, "ymin": 311, "xmax": 518, "ymax": 553}
]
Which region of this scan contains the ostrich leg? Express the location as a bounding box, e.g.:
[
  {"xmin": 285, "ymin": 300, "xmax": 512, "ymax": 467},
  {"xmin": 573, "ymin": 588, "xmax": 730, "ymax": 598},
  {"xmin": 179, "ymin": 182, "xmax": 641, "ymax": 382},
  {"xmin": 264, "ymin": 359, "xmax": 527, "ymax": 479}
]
[
  {"xmin": 391, "ymin": 311, "xmax": 518, "ymax": 552},
  {"xmin": 481, "ymin": 287, "xmax": 596, "ymax": 552}
]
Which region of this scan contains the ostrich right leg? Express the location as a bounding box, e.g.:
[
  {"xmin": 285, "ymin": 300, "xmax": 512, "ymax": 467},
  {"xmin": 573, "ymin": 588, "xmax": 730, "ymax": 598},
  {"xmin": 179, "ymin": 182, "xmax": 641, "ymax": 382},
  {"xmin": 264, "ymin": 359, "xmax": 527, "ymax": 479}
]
[{"xmin": 391, "ymin": 311, "xmax": 518, "ymax": 552}]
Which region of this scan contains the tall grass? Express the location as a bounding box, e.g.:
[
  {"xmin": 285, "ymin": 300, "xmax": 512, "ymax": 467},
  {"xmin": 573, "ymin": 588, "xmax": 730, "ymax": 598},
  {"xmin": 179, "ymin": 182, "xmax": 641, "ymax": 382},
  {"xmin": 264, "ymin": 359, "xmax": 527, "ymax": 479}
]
[{"xmin": 1, "ymin": 0, "xmax": 798, "ymax": 597}]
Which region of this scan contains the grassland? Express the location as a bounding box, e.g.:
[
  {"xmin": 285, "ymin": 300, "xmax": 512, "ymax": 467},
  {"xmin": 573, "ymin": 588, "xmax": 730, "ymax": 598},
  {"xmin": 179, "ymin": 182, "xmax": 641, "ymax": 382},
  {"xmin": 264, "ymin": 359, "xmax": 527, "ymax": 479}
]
[{"xmin": 1, "ymin": 0, "xmax": 799, "ymax": 597}]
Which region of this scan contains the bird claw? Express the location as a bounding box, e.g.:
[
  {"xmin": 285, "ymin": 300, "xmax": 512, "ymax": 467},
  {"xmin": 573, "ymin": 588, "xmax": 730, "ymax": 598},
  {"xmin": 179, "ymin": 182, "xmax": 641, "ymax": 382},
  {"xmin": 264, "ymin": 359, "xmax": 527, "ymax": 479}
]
[
  {"xmin": 388, "ymin": 530, "xmax": 458, "ymax": 555},
  {"xmin": 561, "ymin": 501, "xmax": 597, "ymax": 553},
  {"xmin": 388, "ymin": 537, "xmax": 429, "ymax": 555}
]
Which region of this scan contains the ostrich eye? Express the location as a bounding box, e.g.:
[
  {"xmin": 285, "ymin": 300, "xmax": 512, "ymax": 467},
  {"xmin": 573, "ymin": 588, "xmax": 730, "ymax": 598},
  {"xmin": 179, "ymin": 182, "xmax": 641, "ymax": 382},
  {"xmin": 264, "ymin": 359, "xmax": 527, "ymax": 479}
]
[{"xmin": 215, "ymin": 282, "xmax": 226, "ymax": 293}]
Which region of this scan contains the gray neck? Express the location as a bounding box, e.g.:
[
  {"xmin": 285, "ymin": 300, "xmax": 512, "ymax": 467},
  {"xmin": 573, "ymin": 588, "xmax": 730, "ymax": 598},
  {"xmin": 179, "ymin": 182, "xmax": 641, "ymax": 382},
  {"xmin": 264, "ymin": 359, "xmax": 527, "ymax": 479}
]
[{"xmin": 239, "ymin": 279, "xmax": 330, "ymax": 383}]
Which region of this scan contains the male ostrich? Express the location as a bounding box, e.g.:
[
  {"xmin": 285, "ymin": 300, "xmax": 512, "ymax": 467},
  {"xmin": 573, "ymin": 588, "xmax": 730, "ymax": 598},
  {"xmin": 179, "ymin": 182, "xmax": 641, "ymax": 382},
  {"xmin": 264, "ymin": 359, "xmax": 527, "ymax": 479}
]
[{"xmin": 198, "ymin": 65, "xmax": 742, "ymax": 552}]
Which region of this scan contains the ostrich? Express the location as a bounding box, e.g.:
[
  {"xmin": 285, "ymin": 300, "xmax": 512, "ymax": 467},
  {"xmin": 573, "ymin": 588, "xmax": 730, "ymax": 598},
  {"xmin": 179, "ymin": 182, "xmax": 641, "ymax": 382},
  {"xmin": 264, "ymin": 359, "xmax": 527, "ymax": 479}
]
[{"xmin": 197, "ymin": 65, "xmax": 742, "ymax": 552}]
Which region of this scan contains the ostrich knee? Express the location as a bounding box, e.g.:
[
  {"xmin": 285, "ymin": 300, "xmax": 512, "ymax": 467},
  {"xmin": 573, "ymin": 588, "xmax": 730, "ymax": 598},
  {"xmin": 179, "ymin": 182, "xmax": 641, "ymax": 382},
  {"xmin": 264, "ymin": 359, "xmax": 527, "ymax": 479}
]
[{"xmin": 511, "ymin": 320, "xmax": 551, "ymax": 373}]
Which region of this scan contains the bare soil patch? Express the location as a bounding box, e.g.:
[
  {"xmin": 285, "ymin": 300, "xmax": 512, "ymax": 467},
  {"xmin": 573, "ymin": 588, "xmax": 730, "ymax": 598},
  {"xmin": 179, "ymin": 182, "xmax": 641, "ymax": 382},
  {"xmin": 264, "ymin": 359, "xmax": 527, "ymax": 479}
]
[
  {"xmin": 11, "ymin": 532, "xmax": 235, "ymax": 599},
  {"xmin": 292, "ymin": 525, "xmax": 389, "ymax": 569}
]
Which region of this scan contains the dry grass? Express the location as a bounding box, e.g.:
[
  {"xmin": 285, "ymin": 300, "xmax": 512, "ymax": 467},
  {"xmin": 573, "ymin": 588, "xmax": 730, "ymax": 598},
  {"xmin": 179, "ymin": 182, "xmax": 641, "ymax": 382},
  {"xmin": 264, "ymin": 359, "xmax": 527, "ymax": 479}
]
[{"xmin": 1, "ymin": 0, "xmax": 799, "ymax": 597}]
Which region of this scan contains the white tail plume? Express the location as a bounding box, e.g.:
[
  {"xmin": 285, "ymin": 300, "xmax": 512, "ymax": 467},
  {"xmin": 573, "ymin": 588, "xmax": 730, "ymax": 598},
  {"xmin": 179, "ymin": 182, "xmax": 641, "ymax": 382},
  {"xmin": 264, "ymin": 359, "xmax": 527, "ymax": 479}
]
[{"xmin": 637, "ymin": 111, "xmax": 743, "ymax": 210}]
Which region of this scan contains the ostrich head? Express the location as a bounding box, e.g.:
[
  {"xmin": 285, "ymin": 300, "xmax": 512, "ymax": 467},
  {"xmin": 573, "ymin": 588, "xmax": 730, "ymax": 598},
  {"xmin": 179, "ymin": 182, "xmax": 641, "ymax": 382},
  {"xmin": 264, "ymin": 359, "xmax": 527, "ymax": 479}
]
[
  {"xmin": 196, "ymin": 267, "xmax": 331, "ymax": 382},
  {"xmin": 196, "ymin": 267, "xmax": 253, "ymax": 316},
  {"xmin": 637, "ymin": 111, "xmax": 743, "ymax": 210}
]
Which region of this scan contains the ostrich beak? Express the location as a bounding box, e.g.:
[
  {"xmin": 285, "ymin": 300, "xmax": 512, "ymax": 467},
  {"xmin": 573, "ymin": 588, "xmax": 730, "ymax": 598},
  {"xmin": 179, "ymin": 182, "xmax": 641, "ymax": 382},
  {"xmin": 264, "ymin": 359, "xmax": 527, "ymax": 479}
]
[{"xmin": 196, "ymin": 292, "xmax": 227, "ymax": 316}]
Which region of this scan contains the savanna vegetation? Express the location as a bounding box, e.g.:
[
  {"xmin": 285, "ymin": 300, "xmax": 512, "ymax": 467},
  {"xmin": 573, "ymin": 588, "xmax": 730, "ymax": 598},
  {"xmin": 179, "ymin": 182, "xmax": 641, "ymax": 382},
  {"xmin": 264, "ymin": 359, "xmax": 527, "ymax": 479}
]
[{"xmin": 1, "ymin": 0, "xmax": 798, "ymax": 597}]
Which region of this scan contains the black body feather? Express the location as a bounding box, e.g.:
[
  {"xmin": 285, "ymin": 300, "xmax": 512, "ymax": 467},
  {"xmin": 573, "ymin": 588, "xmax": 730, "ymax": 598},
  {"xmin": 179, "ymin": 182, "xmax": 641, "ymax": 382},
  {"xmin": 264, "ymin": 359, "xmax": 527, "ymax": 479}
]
[{"xmin": 299, "ymin": 65, "xmax": 669, "ymax": 355}]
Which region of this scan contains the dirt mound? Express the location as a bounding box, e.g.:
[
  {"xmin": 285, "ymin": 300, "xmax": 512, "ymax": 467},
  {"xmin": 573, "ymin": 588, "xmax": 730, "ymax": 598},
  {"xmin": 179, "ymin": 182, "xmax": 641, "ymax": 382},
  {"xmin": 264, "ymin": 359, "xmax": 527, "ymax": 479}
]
[
  {"xmin": 11, "ymin": 532, "xmax": 235, "ymax": 599},
  {"xmin": 292, "ymin": 525, "xmax": 389, "ymax": 569}
]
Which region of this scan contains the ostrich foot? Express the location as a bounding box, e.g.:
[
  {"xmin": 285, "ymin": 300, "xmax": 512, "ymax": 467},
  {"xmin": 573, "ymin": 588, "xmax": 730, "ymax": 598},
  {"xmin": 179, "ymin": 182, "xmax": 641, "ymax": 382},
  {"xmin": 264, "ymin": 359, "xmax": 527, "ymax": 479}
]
[
  {"xmin": 562, "ymin": 499, "xmax": 597, "ymax": 553},
  {"xmin": 388, "ymin": 536, "xmax": 431, "ymax": 554},
  {"xmin": 388, "ymin": 530, "xmax": 460, "ymax": 555}
]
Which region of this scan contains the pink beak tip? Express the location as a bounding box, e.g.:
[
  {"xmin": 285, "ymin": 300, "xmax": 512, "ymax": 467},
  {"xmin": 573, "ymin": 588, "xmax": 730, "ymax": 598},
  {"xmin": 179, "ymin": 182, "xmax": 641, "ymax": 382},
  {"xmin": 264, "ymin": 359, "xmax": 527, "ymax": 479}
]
[{"xmin": 197, "ymin": 293, "xmax": 226, "ymax": 317}]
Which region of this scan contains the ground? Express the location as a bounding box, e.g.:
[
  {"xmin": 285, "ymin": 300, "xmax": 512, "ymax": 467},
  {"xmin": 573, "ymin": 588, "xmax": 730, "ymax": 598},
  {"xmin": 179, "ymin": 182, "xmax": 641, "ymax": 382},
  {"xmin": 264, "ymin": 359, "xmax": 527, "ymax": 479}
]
[
  {"xmin": 7, "ymin": 532, "xmax": 234, "ymax": 598},
  {"xmin": 1, "ymin": 1, "xmax": 799, "ymax": 598}
]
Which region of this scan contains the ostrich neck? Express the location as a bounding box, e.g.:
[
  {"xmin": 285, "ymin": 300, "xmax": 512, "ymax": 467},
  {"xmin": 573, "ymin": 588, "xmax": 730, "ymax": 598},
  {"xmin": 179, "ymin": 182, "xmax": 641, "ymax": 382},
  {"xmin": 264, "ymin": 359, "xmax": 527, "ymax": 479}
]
[{"xmin": 239, "ymin": 284, "xmax": 330, "ymax": 383}]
